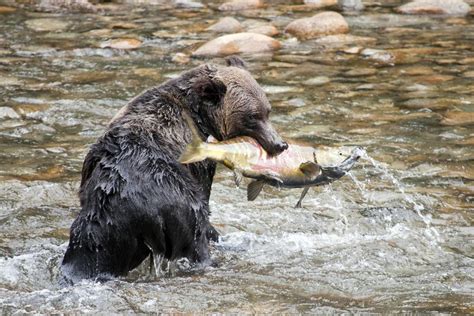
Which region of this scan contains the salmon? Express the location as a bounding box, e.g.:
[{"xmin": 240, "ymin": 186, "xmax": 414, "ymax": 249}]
[{"xmin": 179, "ymin": 112, "xmax": 363, "ymax": 207}]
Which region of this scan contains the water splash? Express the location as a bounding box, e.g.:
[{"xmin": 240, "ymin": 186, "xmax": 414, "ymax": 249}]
[{"xmin": 349, "ymin": 151, "xmax": 441, "ymax": 244}]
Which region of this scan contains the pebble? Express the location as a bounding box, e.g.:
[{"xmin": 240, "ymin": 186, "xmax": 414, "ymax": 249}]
[
  {"xmin": 0, "ymin": 107, "xmax": 20, "ymax": 120},
  {"xmin": 100, "ymin": 38, "xmax": 142, "ymax": 50},
  {"xmin": 284, "ymin": 11, "xmax": 349, "ymax": 40},
  {"xmin": 25, "ymin": 18, "xmax": 70, "ymax": 32},
  {"xmin": 206, "ymin": 17, "xmax": 243, "ymax": 33},
  {"xmin": 219, "ymin": 0, "xmax": 263, "ymax": 11},
  {"xmin": 396, "ymin": 0, "xmax": 471, "ymax": 16},
  {"xmin": 192, "ymin": 32, "xmax": 280, "ymax": 57}
]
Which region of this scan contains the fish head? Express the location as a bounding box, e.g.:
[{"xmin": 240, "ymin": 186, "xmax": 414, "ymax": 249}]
[{"xmin": 314, "ymin": 145, "xmax": 361, "ymax": 167}]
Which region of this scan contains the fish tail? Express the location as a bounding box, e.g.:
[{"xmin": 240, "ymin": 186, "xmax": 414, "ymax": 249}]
[{"xmin": 179, "ymin": 111, "xmax": 208, "ymax": 164}]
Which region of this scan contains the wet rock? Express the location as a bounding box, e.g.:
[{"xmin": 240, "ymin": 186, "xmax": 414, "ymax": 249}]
[
  {"xmin": 192, "ymin": 32, "xmax": 280, "ymax": 57},
  {"xmin": 314, "ymin": 34, "xmax": 376, "ymax": 46},
  {"xmin": 172, "ymin": 52, "xmax": 190, "ymax": 64},
  {"xmin": 247, "ymin": 25, "xmax": 279, "ymax": 36},
  {"xmin": 0, "ymin": 6, "xmax": 16, "ymax": 13},
  {"xmin": 338, "ymin": 0, "xmax": 364, "ymax": 11},
  {"xmin": 284, "ymin": 11, "xmax": 349, "ymax": 40},
  {"xmin": 207, "ymin": 17, "xmax": 243, "ymax": 33},
  {"xmin": 302, "ymin": 76, "xmax": 331, "ymax": 85},
  {"xmin": 396, "ymin": 0, "xmax": 471, "ymax": 16},
  {"xmin": 0, "ymin": 107, "xmax": 20, "ymax": 120},
  {"xmin": 25, "ymin": 18, "xmax": 70, "ymax": 32},
  {"xmin": 304, "ymin": 0, "xmax": 337, "ymax": 7},
  {"xmin": 342, "ymin": 46, "xmax": 363, "ymax": 54},
  {"xmin": 219, "ymin": 0, "xmax": 263, "ymax": 11},
  {"xmin": 100, "ymin": 38, "xmax": 142, "ymax": 50},
  {"xmin": 441, "ymin": 111, "xmax": 474, "ymax": 125}
]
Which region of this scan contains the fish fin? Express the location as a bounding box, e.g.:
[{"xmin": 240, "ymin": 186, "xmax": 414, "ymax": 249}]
[
  {"xmin": 262, "ymin": 171, "xmax": 284, "ymax": 184},
  {"xmin": 299, "ymin": 161, "xmax": 320, "ymax": 177},
  {"xmin": 179, "ymin": 111, "xmax": 207, "ymax": 164},
  {"xmin": 247, "ymin": 180, "xmax": 264, "ymax": 201},
  {"xmin": 233, "ymin": 170, "xmax": 243, "ymax": 187},
  {"xmin": 295, "ymin": 187, "xmax": 310, "ymax": 208}
]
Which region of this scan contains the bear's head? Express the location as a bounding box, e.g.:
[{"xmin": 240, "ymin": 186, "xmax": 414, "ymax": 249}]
[{"xmin": 190, "ymin": 56, "xmax": 288, "ymax": 156}]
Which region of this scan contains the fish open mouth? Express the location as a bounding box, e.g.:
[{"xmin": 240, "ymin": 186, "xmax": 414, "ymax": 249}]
[{"xmin": 315, "ymin": 147, "xmax": 364, "ymax": 185}]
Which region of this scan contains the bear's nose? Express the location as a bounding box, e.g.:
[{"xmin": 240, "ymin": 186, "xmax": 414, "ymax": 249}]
[{"xmin": 276, "ymin": 141, "xmax": 288, "ymax": 152}]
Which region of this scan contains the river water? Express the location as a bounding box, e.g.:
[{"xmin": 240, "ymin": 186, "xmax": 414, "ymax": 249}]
[{"xmin": 0, "ymin": 0, "xmax": 473, "ymax": 313}]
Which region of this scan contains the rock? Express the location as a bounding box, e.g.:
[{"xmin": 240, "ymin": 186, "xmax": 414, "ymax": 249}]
[
  {"xmin": 284, "ymin": 11, "xmax": 349, "ymax": 40},
  {"xmin": 304, "ymin": 0, "xmax": 337, "ymax": 7},
  {"xmin": 25, "ymin": 18, "xmax": 70, "ymax": 32},
  {"xmin": 0, "ymin": 6, "xmax": 16, "ymax": 13},
  {"xmin": 338, "ymin": 0, "xmax": 364, "ymax": 11},
  {"xmin": 172, "ymin": 52, "xmax": 190, "ymax": 64},
  {"xmin": 441, "ymin": 111, "xmax": 474, "ymax": 125},
  {"xmin": 0, "ymin": 75, "xmax": 22, "ymax": 86},
  {"xmin": 396, "ymin": 0, "xmax": 471, "ymax": 16},
  {"xmin": 100, "ymin": 38, "xmax": 142, "ymax": 50},
  {"xmin": 219, "ymin": 0, "xmax": 263, "ymax": 11},
  {"xmin": 192, "ymin": 32, "xmax": 280, "ymax": 57},
  {"xmin": 207, "ymin": 17, "xmax": 243, "ymax": 33},
  {"xmin": 0, "ymin": 107, "xmax": 20, "ymax": 120},
  {"xmin": 247, "ymin": 25, "xmax": 279, "ymax": 36}
]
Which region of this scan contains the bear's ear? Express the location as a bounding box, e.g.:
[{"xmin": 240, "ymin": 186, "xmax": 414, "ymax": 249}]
[
  {"xmin": 192, "ymin": 75, "xmax": 227, "ymax": 104},
  {"xmin": 225, "ymin": 55, "xmax": 247, "ymax": 69}
]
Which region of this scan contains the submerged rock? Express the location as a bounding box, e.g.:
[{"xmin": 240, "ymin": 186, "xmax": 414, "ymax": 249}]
[
  {"xmin": 396, "ymin": 0, "xmax": 471, "ymax": 16},
  {"xmin": 206, "ymin": 17, "xmax": 243, "ymax": 33},
  {"xmin": 284, "ymin": 11, "xmax": 349, "ymax": 40},
  {"xmin": 314, "ymin": 34, "xmax": 376, "ymax": 46},
  {"xmin": 219, "ymin": 0, "xmax": 263, "ymax": 11},
  {"xmin": 193, "ymin": 32, "xmax": 280, "ymax": 57}
]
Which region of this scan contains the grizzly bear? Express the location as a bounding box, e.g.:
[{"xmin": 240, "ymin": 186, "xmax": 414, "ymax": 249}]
[{"xmin": 61, "ymin": 56, "xmax": 287, "ymax": 284}]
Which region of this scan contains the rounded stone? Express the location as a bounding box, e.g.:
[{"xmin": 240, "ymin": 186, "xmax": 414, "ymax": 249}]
[
  {"xmin": 284, "ymin": 11, "xmax": 349, "ymax": 40},
  {"xmin": 192, "ymin": 32, "xmax": 281, "ymax": 57},
  {"xmin": 396, "ymin": 0, "xmax": 471, "ymax": 16}
]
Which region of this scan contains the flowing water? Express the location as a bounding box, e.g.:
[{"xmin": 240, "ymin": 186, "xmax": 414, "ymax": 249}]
[{"xmin": 0, "ymin": 0, "xmax": 473, "ymax": 313}]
